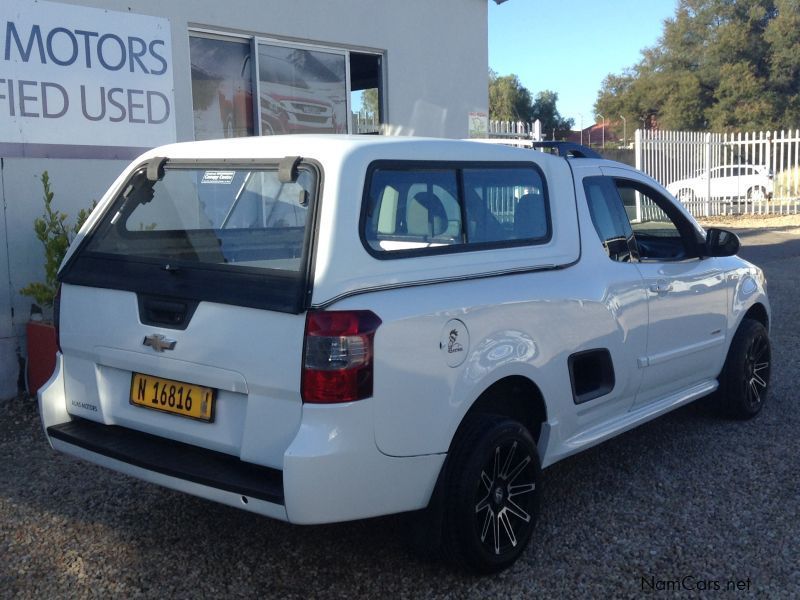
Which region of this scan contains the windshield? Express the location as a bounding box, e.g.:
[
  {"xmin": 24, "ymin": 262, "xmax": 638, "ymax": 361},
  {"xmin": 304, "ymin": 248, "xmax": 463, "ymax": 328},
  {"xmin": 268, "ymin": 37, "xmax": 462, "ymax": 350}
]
[{"xmin": 86, "ymin": 165, "xmax": 316, "ymax": 273}]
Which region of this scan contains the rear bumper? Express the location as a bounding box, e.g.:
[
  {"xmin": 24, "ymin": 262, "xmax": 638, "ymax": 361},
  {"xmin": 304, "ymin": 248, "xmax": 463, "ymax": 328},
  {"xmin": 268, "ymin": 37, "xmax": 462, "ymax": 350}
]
[
  {"xmin": 47, "ymin": 418, "xmax": 284, "ymax": 504},
  {"xmin": 39, "ymin": 354, "xmax": 444, "ymax": 524}
]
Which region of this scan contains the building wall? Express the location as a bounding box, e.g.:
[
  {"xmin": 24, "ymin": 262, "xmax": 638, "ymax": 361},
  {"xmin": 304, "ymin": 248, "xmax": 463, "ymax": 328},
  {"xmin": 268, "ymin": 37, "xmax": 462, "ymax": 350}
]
[
  {"xmin": 0, "ymin": 0, "xmax": 489, "ymax": 398},
  {"xmin": 1, "ymin": 162, "xmax": 17, "ymax": 395}
]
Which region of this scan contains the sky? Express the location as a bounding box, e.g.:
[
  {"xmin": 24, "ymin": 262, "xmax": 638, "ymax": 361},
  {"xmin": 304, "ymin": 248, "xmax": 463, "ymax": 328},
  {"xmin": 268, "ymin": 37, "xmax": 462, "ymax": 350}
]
[{"xmin": 488, "ymin": 0, "xmax": 679, "ymax": 129}]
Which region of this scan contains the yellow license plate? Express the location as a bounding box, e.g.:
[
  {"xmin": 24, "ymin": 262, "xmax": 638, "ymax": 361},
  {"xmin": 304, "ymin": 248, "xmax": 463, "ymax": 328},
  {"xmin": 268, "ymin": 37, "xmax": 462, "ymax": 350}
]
[{"xmin": 130, "ymin": 373, "xmax": 216, "ymax": 422}]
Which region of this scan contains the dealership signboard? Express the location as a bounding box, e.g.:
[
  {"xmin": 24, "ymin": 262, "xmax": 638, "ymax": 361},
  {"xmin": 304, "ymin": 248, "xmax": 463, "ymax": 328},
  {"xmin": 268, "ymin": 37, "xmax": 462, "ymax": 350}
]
[{"xmin": 1, "ymin": 0, "xmax": 175, "ymax": 158}]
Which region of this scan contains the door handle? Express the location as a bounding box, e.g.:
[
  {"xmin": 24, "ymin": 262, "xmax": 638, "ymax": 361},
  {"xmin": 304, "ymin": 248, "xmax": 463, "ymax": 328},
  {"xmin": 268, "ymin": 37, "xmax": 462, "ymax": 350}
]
[{"xmin": 649, "ymin": 281, "xmax": 672, "ymax": 294}]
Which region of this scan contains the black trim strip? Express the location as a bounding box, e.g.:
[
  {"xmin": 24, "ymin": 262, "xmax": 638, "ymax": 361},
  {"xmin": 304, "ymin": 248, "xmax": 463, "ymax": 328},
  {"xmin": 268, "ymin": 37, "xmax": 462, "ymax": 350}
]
[
  {"xmin": 313, "ymin": 261, "xmax": 572, "ymax": 308},
  {"xmin": 48, "ymin": 418, "xmax": 284, "ymax": 505}
]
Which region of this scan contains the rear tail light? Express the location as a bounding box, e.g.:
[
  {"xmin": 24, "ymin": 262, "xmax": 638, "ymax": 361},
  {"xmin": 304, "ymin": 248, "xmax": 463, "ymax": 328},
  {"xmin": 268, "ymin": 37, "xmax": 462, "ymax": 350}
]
[
  {"xmin": 53, "ymin": 284, "xmax": 62, "ymax": 353},
  {"xmin": 301, "ymin": 310, "xmax": 381, "ymax": 403}
]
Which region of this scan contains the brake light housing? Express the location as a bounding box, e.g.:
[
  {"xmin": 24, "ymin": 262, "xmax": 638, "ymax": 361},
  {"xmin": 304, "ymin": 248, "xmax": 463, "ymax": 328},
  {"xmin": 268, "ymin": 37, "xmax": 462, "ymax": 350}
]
[{"xmin": 301, "ymin": 310, "xmax": 381, "ymax": 403}]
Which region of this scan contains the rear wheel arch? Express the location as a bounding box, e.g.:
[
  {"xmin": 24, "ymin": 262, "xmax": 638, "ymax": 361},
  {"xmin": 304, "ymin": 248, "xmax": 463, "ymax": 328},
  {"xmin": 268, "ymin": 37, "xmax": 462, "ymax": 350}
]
[
  {"xmin": 719, "ymin": 303, "xmax": 769, "ymax": 373},
  {"xmin": 408, "ymin": 376, "xmax": 547, "ymax": 568},
  {"xmin": 715, "ymin": 317, "xmax": 771, "ymax": 419},
  {"xmin": 454, "ymin": 375, "xmax": 547, "ymax": 446},
  {"xmin": 743, "ymin": 302, "xmax": 769, "ymax": 331}
]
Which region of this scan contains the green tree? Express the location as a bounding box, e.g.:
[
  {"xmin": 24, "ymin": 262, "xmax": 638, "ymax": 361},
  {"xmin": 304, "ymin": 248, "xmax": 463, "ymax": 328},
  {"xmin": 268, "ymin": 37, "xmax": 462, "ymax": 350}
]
[
  {"xmin": 20, "ymin": 172, "xmax": 94, "ymax": 308},
  {"xmin": 359, "ymin": 88, "xmax": 380, "ymax": 118},
  {"xmin": 489, "ymin": 69, "xmax": 533, "ymax": 121},
  {"xmin": 488, "ymin": 70, "xmax": 573, "ymax": 134},
  {"xmin": 706, "ymin": 62, "xmax": 776, "ymax": 130},
  {"xmin": 765, "ymin": 0, "xmax": 800, "ymax": 124},
  {"xmin": 531, "ymin": 90, "xmax": 574, "ymax": 133},
  {"xmin": 594, "ymin": 0, "xmax": 800, "ymax": 132}
]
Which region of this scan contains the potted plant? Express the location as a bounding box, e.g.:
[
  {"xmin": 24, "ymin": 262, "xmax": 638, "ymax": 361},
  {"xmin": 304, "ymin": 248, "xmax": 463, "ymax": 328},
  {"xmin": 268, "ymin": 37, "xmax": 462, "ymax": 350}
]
[{"xmin": 20, "ymin": 172, "xmax": 93, "ymax": 395}]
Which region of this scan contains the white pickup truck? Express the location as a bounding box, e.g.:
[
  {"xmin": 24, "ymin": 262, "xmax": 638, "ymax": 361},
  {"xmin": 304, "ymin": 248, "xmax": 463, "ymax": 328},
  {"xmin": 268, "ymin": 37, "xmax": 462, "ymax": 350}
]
[{"xmin": 39, "ymin": 136, "xmax": 770, "ymax": 573}]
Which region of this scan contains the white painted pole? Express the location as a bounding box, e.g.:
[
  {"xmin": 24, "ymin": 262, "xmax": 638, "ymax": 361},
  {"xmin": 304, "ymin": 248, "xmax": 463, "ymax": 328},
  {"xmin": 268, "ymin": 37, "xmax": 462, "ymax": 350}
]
[{"xmin": 704, "ymin": 133, "xmax": 711, "ymax": 217}]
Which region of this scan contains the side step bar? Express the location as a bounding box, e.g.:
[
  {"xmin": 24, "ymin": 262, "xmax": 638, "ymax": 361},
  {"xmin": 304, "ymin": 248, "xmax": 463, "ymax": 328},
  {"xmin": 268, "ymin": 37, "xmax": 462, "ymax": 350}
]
[{"xmin": 48, "ymin": 418, "xmax": 284, "ymax": 505}]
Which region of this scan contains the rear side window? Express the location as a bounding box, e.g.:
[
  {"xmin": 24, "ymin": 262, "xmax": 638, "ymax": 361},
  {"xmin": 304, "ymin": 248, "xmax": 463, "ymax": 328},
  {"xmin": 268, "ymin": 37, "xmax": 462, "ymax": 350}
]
[{"xmin": 363, "ymin": 162, "xmax": 549, "ymax": 256}]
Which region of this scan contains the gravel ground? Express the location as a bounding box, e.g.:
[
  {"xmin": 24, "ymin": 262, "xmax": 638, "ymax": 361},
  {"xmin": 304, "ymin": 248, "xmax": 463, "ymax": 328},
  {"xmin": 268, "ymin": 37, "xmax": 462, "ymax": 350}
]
[{"xmin": 2, "ymin": 231, "xmax": 799, "ymax": 598}]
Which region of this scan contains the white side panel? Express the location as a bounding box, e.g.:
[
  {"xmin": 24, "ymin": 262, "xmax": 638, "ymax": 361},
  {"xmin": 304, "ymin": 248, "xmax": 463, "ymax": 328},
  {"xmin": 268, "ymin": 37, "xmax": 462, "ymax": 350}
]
[
  {"xmin": 284, "ymin": 400, "xmax": 445, "ymax": 524},
  {"xmin": 355, "ymin": 252, "xmax": 649, "ymax": 458}
]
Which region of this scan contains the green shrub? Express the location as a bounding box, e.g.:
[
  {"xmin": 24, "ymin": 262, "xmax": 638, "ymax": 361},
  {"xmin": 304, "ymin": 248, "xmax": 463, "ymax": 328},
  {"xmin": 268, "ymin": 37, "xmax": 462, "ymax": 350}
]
[
  {"xmin": 774, "ymin": 167, "xmax": 800, "ymax": 199},
  {"xmin": 20, "ymin": 172, "xmax": 94, "ymax": 308}
]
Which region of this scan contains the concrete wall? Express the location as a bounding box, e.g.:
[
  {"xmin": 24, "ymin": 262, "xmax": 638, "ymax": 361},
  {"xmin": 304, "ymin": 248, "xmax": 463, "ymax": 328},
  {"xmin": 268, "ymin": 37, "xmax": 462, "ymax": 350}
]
[
  {"xmin": 1, "ymin": 161, "xmax": 17, "ymax": 398},
  {"xmin": 0, "ymin": 0, "xmax": 489, "ymax": 398}
]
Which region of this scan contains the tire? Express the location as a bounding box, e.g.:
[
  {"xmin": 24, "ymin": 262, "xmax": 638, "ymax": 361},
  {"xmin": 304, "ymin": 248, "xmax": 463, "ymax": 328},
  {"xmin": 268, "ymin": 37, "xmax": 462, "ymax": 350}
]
[
  {"xmin": 715, "ymin": 319, "xmax": 771, "ymax": 419},
  {"xmin": 440, "ymin": 414, "xmax": 542, "ymax": 574}
]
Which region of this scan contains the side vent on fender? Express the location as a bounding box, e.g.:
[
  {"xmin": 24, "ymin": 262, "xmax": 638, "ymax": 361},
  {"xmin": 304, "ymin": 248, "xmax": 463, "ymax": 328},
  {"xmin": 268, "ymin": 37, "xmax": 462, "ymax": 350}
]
[{"xmin": 568, "ymin": 349, "xmax": 615, "ymax": 404}]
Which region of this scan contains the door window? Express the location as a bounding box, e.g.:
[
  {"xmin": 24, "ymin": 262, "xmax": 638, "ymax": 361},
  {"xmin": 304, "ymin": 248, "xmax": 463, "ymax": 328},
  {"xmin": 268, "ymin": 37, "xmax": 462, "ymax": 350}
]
[
  {"xmin": 585, "ymin": 177, "xmax": 702, "ymax": 262},
  {"xmin": 615, "ymin": 180, "xmax": 701, "ymax": 261}
]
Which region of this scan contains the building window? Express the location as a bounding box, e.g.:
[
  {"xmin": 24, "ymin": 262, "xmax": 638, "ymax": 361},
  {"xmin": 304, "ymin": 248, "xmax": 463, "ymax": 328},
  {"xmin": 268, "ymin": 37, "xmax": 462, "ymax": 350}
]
[
  {"xmin": 190, "ymin": 31, "xmax": 384, "ymax": 139},
  {"xmin": 189, "ymin": 35, "xmax": 254, "ymax": 140},
  {"xmin": 350, "ymin": 52, "xmax": 382, "ymax": 134}
]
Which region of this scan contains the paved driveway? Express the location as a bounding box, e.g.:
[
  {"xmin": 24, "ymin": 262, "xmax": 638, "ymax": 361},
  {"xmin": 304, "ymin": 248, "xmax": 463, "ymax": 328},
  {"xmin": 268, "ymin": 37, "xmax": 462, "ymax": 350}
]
[{"xmin": 736, "ymin": 225, "xmax": 800, "ymax": 264}]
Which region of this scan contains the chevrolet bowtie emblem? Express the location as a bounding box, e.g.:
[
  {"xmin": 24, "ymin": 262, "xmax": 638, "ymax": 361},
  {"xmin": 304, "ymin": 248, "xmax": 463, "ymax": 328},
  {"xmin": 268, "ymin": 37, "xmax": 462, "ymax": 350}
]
[{"xmin": 143, "ymin": 334, "xmax": 177, "ymax": 352}]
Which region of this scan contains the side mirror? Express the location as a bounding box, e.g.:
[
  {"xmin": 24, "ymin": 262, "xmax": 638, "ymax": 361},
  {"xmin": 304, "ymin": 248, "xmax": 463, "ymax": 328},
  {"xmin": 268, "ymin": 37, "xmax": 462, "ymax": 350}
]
[{"xmin": 704, "ymin": 227, "xmax": 740, "ymax": 257}]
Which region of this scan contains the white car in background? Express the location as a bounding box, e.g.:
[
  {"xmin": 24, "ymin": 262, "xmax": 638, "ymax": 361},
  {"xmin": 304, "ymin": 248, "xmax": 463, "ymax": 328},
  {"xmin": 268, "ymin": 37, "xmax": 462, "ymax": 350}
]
[{"xmin": 667, "ymin": 165, "xmax": 773, "ymax": 202}]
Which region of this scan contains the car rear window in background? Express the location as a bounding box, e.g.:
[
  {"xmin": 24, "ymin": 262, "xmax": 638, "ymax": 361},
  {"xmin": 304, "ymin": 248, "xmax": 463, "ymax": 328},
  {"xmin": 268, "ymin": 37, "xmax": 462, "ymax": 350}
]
[
  {"xmin": 85, "ymin": 166, "xmax": 315, "ymax": 273},
  {"xmin": 363, "ymin": 164, "xmax": 549, "ymax": 255}
]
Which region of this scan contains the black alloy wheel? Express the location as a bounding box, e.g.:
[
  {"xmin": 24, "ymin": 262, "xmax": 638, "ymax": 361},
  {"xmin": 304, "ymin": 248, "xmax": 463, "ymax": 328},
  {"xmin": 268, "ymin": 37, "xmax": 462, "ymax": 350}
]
[
  {"xmin": 442, "ymin": 415, "xmax": 541, "ymax": 574},
  {"xmin": 473, "ymin": 438, "xmax": 538, "ymax": 557},
  {"xmin": 716, "ymin": 318, "xmax": 771, "ymax": 419},
  {"xmin": 741, "ymin": 326, "xmax": 771, "ymax": 413}
]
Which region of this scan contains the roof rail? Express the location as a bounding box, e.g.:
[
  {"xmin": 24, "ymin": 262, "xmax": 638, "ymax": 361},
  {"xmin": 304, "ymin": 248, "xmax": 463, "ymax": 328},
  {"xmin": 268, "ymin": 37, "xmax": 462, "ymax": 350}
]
[{"xmin": 530, "ymin": 142, "xmax": 602, "ymax": 159}]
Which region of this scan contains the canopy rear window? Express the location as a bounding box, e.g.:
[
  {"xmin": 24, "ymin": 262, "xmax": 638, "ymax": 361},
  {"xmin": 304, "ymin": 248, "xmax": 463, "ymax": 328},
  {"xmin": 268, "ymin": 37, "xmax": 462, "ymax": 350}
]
[{"xmin": 62, "ymin": 162, "xmax": 319, "ymax": 313}]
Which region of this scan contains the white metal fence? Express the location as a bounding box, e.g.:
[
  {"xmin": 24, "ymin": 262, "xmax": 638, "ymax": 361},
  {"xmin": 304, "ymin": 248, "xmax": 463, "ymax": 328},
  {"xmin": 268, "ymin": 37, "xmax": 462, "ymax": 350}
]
[
  {"xmin": 635, "ymin": 128, "xmax": 800, "ymax": 216},
  {"xmin": 352, "ymin": 112, "xmax": 380, "ymax": 134},
  {"xmin": 488, "ymin": 119, "xmax": 543, "ymax": 141}
]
